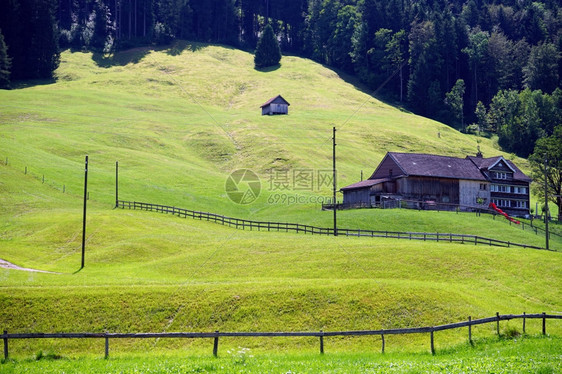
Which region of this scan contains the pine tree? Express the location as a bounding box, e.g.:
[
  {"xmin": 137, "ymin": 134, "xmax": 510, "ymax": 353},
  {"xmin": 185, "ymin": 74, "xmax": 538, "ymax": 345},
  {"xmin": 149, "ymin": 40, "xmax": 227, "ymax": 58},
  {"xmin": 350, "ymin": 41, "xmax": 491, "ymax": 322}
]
[
  {"xmin": 0, "ymin": 29, "xmax": 11, "ymax": 88},
  {"xmin": 445, "ymin": 79, "xmax": 465, "ymax": 130},
  {"xmin": 27, "ymin": 0, "xmax": 60, "ymax": 79},
  {"xmin": 254, "ymin": 24, "xmax": 281, "ymax": 68},
  {"xmin": 529, "ymin": 125, "xmax": 562, "ymax": 221}
]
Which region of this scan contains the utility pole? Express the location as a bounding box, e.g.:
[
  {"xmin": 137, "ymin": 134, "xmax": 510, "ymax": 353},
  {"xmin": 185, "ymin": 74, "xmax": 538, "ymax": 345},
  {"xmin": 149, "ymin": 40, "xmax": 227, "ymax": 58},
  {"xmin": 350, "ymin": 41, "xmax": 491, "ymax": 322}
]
[
  {"xmin": 544, "ymin": 154, "xmax": 549, "ymax": 251},
  {"xmin": 333, "ymin": 126, "xmax": 337, "ymax": 236},
  {"xmin": 115, "ymin": 161, "xmax": 119, "ymax": 208},
  {"xmin": 81, "ymin": 155, "xmax": 89, "ymax": 269}
]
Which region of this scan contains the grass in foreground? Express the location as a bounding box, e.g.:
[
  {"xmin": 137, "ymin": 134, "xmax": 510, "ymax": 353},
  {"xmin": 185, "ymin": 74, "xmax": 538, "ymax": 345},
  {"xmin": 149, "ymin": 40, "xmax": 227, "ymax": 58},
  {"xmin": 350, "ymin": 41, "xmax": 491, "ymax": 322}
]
[
  {"xmin": 1, "ymin": 336, "xmax": 560, "ymax": 373},
  {"xmin": 1, "ymin": 162, "xmax": 561, "ymax": 355}
]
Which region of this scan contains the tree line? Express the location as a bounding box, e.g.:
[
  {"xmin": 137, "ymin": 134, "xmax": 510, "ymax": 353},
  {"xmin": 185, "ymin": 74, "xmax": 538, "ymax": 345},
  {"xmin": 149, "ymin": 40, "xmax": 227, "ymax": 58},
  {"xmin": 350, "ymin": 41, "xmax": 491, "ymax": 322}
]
[{"xmin": 0, "ymin": 0, "xmax": 561, "ymax": 157}]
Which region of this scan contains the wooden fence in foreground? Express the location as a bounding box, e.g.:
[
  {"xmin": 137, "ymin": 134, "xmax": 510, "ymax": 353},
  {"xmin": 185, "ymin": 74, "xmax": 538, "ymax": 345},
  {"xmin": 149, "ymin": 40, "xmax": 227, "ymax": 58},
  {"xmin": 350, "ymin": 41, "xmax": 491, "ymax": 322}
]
[
  {"xmin": 2, "ymin": 313, "xmax": 560, "ymax": 359},
  {"xmin": 117, "ymin": 200, "xmax": 547, "ymax": 250}
]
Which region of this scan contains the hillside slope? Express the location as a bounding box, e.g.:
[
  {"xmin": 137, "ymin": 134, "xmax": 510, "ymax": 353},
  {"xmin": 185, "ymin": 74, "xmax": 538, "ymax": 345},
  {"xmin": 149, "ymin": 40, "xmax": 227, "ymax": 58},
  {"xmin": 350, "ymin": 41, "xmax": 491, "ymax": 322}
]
[
  {"xmin": 0, "ymin": 43, "xmax": 560, "ymax": 357},
  {"xmin": 0, "ymin": 42, "xmax": 536, "ymax": 219}
]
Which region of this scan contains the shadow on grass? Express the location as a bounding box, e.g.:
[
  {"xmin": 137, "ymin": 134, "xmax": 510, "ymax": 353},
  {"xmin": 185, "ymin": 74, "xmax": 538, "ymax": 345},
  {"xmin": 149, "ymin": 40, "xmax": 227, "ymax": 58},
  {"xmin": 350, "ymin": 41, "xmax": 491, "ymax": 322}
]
[
  {"xmin": 92, "ymin": 47, "xmax": 153, "ymax": 68},
  {"xmin": 166, "ymin": 40, "xmax": 205, "ymax": 56},
  {"xmin": 9, "ymin": 78, "xmax": 57, "ymax": 90},
  {"xmin": 91, "ymin": 40, "xmax": 211, "ymax": 68},
  {"xmin": 254, "ymin": 64, "xmax": 282, "ymax": 72}
]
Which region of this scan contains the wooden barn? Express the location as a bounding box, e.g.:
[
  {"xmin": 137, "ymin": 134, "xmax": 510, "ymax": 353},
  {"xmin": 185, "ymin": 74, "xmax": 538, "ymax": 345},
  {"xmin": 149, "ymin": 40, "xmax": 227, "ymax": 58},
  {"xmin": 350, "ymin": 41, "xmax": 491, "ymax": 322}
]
[
  {"xmin": 341, "ymin": 152, "xmax": 531, "ymax": 216},
  {"xmin": 261, "ymin": 95, "xmax": 290, "ymax": 115}
]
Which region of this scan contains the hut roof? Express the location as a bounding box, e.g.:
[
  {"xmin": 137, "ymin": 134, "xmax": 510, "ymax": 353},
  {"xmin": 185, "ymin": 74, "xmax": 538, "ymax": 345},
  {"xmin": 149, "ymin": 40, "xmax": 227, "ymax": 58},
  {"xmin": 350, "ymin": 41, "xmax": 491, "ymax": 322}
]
[{"xmin": 260, "ymin": 95, "xmax": 290, "ymax": 108}]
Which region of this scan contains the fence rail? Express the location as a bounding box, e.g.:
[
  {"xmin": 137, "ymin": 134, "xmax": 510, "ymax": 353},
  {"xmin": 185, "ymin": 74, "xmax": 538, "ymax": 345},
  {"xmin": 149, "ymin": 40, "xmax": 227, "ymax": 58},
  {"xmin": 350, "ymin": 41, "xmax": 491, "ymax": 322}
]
[
  {"xmin": 323, "ymin": 200, "xmax": 562, "ymax": 239},
  {"xmin": 2, "ymin": 313, "xmax": 560, "ymax": 358},
  {"xmin": 117, "ymin": 200, "xmax": 547, "ymax": 250}
]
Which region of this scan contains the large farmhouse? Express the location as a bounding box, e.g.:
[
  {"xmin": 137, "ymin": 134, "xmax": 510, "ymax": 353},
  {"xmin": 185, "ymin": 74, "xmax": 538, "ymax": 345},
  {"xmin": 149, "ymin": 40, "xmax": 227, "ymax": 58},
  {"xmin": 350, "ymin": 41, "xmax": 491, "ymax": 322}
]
[{"xmin": 341, "ymin": 152, "xmax": 532, "ymax": 216}]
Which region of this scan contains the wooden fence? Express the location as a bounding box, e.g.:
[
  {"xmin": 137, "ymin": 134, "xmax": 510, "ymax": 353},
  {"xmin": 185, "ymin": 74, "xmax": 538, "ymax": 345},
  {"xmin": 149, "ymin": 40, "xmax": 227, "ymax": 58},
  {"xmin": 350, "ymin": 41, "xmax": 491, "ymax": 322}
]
[
  {"xmin": 2, "ymin": 313, "xmax": 560, "ymax": 359},
  {"xmin": 117, "ymin": 200, "xmax": 546, "ymax": 250},
  {"xmin": 323, "ymin": 200, "xmax": 562, "ymax": 240}
]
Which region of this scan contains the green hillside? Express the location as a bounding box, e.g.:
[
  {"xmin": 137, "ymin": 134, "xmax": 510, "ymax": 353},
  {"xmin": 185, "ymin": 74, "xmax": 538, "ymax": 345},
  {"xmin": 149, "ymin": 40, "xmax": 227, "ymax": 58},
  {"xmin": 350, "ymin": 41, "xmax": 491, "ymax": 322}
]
[
  {"xmin": 0, "ymin": 43, "xmax": 561, "ymax": 363},
  {"xmin": 0, "ymin": 42, "xmax": 541, "ymax": 216}
]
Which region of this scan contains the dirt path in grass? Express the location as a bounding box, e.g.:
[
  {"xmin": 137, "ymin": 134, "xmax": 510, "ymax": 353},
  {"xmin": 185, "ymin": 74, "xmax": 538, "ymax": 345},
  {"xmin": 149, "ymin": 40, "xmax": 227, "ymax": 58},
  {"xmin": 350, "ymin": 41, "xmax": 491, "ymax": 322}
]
[{"xmin": 0, "ymin": 258, "xmax": 60, "ymax": 274}]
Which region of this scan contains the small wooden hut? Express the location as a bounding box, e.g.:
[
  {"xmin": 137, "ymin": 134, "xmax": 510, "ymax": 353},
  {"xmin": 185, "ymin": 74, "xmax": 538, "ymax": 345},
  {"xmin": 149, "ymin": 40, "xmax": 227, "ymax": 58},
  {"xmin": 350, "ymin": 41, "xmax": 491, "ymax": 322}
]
[{"xmin": 260, "ymin": 95, "xmax": 290, "ymax": 115}]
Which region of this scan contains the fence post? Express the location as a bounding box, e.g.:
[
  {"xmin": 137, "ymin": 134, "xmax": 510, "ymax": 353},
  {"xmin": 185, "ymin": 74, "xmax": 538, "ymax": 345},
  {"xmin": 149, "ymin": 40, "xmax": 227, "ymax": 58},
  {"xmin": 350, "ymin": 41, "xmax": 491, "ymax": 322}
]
[
  {"xmin": 496, "ymin": 312, "xmax": 500, "ymax": 336},
  {"xmin": 542, "ymin": 312, "xmax": 546, "ymax": 335},
  {"xmin": 213, "ymin": 331, "xmax": 219, "ymax": 357},
  {"xmin": 319, "ymin": 330, "xmax": 324, "ymax": 354},
  {"xmin": 25, "ymin": 166, "xmax": 27, "ymax": 174},
  {"xmin": 105, "ymin": 335, "xmax": 109, "ymax": 359},
  {"xmin": 430, "ymin": 329, "xmax": 435, "ymax": 355},
  {"xmin": 523, "ymin": 312, "xmax": 526, "ymax": 334},
  {"xmin": 3, "ymin": 330, "xmax": 7, "ymax": 360},
  {"xmin": 468, "ymin": 316, "xmax": 472, "ymax": 345},
  {"xmin": 381, "ymin": 334, "xmax": 385, "ymax": 354}
]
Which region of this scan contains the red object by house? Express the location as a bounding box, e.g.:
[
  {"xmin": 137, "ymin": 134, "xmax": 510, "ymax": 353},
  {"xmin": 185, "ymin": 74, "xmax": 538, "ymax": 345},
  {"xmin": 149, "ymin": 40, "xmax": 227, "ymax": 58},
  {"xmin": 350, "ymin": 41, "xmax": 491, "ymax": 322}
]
[{"xmin": 489, "ymin": 202, "xmax": 520, "ymax": 224}]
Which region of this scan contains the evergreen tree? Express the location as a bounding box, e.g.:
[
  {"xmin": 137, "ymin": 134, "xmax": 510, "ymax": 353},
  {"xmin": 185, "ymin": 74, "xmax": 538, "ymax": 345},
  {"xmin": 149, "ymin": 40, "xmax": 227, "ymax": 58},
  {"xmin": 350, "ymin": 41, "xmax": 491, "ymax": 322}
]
[
  {"xmin": 529, "ymin": 125, "xmax": 562, "ymax": 221},
  {"xmin": 384, "ymin": 29, "xmax": 407, "ymax": 101},
  {"xmin": 28, "ymin": 0, "xmax": 60, "ymax": 79},
  {"xmin": 475, "ymin": 101, "xmax": 488, "ymax": 133},
  {"xmin": 463, "ymin": 30, "xmax": 489, "ymax": 108},
  {"xmin": 0, "ymin": 29, "xmax": 10, "ymax": 88},
  {"xmin": 407, "ymin": 20, "xmax": 441, "ymax": 116},
  {"xmin": 523, "ymin": 42, "xmax": 559, "ymax": 94},
  {"xmin": 254, "ymin": 24, "xmax": 281, "ymax": 68},
  {"xmin": 328, "ymin": 5, "xmax": 357, "ymax": 72},
  {"xmin": 92, "ymin": 0, "xmax": 114, "ymax": 51},
  {"xmin": 445, "ymin": 79, "xmax": 465, "ymax": 130}
]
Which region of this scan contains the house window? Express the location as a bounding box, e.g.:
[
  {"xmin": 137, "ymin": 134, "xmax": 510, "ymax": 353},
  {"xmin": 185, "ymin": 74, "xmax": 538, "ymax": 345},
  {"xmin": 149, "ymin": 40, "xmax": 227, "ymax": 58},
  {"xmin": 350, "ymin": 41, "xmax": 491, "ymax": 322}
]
[
  {"xmin": 513, "ymin": 200, "xmax": 527, "ymax": 208},
  {"xmin": 479, "ymin": 183, "xmax": 487, "ymax": 190},
  {"xmin": 493, "ymin": 199, "xmax": 510, "ymax": 208},
  {"xmin": 495, "ymin": 172, "xmax": 507, "ymax": 179},
  {"xmin": 513, "ymin": 186, "xmax": 527, "ymax": 194},
  {"xmin": 491, "ymin": 184, "xmax": 509, "ymax": 193}
]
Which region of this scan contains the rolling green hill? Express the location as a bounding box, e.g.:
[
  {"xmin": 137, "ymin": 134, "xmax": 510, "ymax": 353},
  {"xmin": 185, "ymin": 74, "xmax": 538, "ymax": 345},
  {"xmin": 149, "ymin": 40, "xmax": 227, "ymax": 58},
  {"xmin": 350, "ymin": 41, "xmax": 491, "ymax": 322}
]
[{"xmin": 0, "ymin": 43, "xmax": 561, "ymax": 363}]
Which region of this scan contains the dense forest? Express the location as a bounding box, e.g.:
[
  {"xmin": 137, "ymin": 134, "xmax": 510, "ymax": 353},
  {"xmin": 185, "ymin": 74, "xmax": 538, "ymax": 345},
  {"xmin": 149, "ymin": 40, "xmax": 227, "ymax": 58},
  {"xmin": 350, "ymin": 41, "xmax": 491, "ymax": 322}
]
[{"xmin": 1, "ymin": 0, "xmax": 561, "ymax": 158}]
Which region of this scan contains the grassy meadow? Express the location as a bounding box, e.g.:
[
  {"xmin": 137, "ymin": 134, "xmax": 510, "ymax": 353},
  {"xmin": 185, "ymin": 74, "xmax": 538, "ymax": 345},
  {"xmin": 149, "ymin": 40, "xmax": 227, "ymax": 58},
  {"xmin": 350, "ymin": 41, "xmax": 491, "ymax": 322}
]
[
  {"xmin": 1, "ymin": 42, "xmax": 561, "ymax": 370},
  {"xmin": 1, "ymin": 336, "xmax": 561, "ymax": 373}
]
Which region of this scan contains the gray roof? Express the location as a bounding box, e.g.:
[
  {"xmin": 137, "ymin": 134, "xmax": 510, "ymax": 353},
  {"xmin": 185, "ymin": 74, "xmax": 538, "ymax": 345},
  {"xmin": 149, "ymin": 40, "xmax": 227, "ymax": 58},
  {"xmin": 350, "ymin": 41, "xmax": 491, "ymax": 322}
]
[
  {"xmin": 387, "ymin": 152, "xmax": 487, "ymax": 181},
  {"xmin": 260, "ymin": 94, "xmax": 290, "ymax": 108},
  {"xmin": 466, "ymin": 156, "xmax": 532, "ymax": 182},
  {"xmin": 340, "ymin": 178, "xmax": 391, "ymax": 191},
  {"xmin": 342, "ymin": 152, "xmax": 532, "ymax": 191}
]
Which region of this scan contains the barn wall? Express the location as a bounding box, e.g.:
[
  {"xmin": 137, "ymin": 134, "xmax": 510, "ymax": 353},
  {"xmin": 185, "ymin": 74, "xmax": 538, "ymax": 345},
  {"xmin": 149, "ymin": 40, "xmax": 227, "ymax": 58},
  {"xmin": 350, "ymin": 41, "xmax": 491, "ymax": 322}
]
[
  {"xmin": 397, "ymin": 176, "xmax": 459, "ymax": 203},
  {"xmin": 272, "ymin": 104, "xmax": 288, "ymax": 114},
  {"xmin": 262, "ymin": 103, "xmax": 288, "ymax": 115},
  {"xmin": 371, "ymin": 156, "xmax": 400, "ymax": 179},
  {"xmin": 342, "ymin": 188, "xmax": 370, "ymax": 204},
  {"xmin": 460, "ymin": 180, "xmax": 489, "ymax": 209}
]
